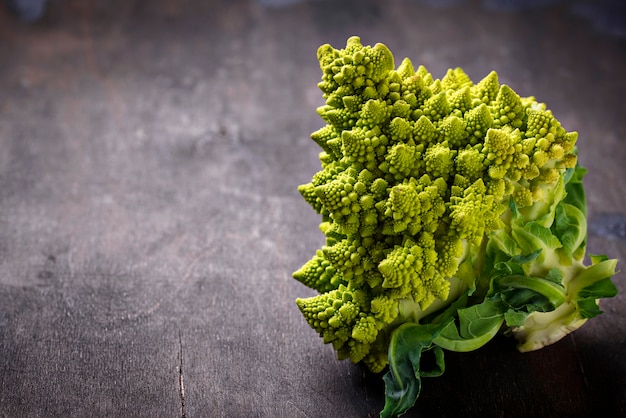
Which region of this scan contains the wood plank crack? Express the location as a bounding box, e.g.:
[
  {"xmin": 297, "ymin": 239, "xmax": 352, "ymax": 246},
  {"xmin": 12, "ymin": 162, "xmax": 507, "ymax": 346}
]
[{"xmin": 179, "ymin": 331, "xmax": 188, "ymax": 418}]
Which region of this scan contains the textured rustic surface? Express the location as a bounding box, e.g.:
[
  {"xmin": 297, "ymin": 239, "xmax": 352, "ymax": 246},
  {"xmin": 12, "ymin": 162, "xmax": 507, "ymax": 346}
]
[{"xmin": 0, "ymin": 1, "xmax": 624, "ymax": 417}]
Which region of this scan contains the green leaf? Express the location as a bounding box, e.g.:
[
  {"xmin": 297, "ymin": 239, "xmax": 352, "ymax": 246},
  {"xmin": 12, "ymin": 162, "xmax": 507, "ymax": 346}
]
[
  {"xmin": 544, "ymin": 268, "xmax": 564, "ymax": 284},
  {"xmin": 578, "ymin": 276, "xmax": 618, "ymax": 299},
  {"xmin": 570, "ymin": 257, "xmax": 618, "ymax": 294},
  {"xmin": 560, "ymin": 163, "xmax": 589, "ymax": 260},
  {"xmin": 458, "ymin": 301, "xmax": 505, "ymax": 338},
  {"xmin": 494, "ymin": 275, "xmax": 566, "ymax": 310},
  {"xmin": 488, "ymin": 262, "xmax": 566, "ymax": 327},
  {"xmin": 503, "ymin": 310, "xmax": 529, "ymax": 327},
  {"xmin": 563, "ymin": 164, "xmax": 588, "ymax": 217},
  {"xmin": 433, "ymin": 300, "xmax": 504, "ymax": 352},
  {"xmin": 511, "ymin": 222, "xmax": 562, "ymax": 263},
  {"xmin": 552, "ymin": 202, "xmax": 587, "ymax": 262},
  {"xmin": 486, "ymin": 229, "xmax": 519, "ymax": 260},
  {"xmin": 576, "ymin": 298, "xmax": 604, "ymax": 319},
  {"xmin": 419, "ymin": 346, "xmax": 446, "ymax": 377},
  {"xmin": 510, "ymin": 249, "xmax": 542, "ymax": 265},
  {"xmin": 381, "ymin": 321, "xmax": 450, "ymax": 418},
  {"xmin": 571, "ymin": 257, "xmax": 618, "ymax": 319},
  {"xmin": 589, "ymin": 254, "xmax": 608, "ymax": 264}
]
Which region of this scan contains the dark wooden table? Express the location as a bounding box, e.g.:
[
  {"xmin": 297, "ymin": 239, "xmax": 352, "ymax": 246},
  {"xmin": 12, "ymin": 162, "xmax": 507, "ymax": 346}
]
[{"xmin": 1, "ymin": 1, "xmax": 625, "ymax": 417}]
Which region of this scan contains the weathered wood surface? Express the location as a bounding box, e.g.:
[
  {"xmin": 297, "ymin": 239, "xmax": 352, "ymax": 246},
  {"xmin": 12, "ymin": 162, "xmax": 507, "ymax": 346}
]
[{"xmin": 0, "ymin": 1, "xmax": 624, "ymax": 417}]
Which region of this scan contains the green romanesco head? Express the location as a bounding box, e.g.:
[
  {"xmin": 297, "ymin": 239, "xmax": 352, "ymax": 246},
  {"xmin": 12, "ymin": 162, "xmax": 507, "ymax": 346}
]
[{"xmin": 294, "ymin": 37, "xmax": 579, "ymax": 373}]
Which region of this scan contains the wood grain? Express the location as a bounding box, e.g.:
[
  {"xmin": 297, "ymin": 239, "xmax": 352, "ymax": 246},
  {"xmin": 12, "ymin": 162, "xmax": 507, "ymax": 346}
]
[{"xmin": 0, "ymin": 1, "xmax": 624, "ymax": 417}]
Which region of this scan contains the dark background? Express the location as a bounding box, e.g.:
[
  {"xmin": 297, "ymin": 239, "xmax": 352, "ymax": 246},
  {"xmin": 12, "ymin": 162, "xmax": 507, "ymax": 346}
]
[{"xmin": 1, "ymin": 0, "xmax": 625, "ymax": 417}]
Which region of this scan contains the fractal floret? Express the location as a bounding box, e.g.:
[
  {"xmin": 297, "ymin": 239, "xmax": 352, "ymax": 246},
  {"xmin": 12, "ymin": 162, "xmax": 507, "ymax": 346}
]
[{"xmin": 293, "ymin": 37, "xmax": 618, "ymax": 417}]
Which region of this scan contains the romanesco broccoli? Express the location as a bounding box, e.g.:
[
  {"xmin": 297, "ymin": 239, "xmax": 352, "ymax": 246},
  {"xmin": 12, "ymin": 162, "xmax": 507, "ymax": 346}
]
[{"xmin": 293, "ymin": 36, "xmax": 619, "ymax": 417}]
